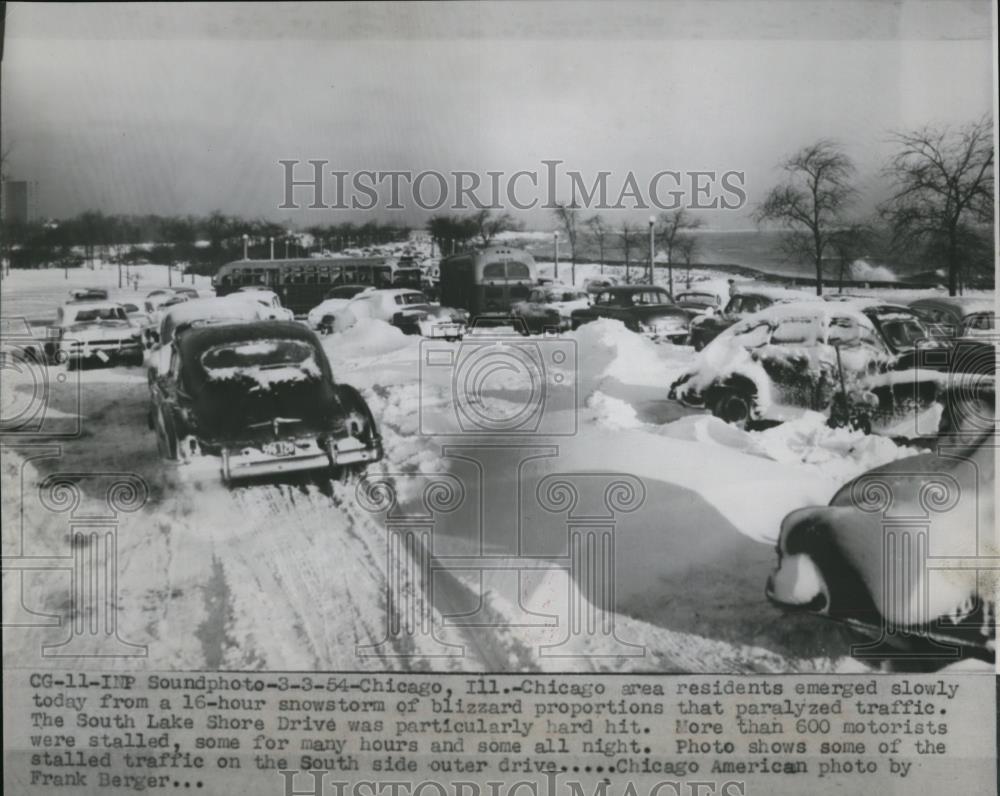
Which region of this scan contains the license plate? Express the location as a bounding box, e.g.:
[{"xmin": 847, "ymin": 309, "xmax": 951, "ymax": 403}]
[
  {"xmin": 263, "ymin": 441, "xmax": 296, "ymax": 457},
  {"xmin": 95, "ymin": 351, "xmax": 110, "ymax": 363},
  {"xmin": 432, "ymin": 324, "xmax": 461, "ymax": 337}
]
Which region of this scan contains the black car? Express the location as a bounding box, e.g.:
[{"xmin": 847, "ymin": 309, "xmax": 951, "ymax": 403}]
[
  {"xmin": 569, "ymin": 286, "xmax": 690, "ymax": 343},
  {"xmin": 148, "ymin": 321, "xmax": 382, "ymax": 483}
]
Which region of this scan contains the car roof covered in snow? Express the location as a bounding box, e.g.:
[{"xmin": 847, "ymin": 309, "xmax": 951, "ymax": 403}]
[
  {"xmin": 726, "ymin": 300, "xmax": 878, "ymax": 330},
  {"xmin": 909, "ymin": 296, "xmax": 995, "ymax": 316},
  {"xmin": 160, "ymin": 297, "xmax": 263, "ymax": 343},
  {"xmin": 823, "ymin": 296, "xmax": 915, "ymax": 314},
  {"xmin": 731, "ymin": 285, "xmax": 821, "ymax": 301},
  {"xmin": 58, "ymin": 300, "xmax": 128, "ymax": 318}
]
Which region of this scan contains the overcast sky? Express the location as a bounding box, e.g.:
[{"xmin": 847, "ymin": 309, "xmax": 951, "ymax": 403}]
[{"xmin": 1, "ymin": 1, "xmax": 995, "ymax": 230}]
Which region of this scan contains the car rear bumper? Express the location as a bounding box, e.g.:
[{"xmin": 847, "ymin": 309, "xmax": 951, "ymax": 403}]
[{"xmin": 220, "ymin": 438, "xmax": 382, "ymax": 482}]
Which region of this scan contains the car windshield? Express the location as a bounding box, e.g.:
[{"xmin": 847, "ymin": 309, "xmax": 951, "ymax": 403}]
[
  {"xmin": 875, "ymin": 313, "xmax": 929, "ymax": 348},
  {"xmin": 201, "ymin": 339, "xmax": 318, "ymax": 373},
  {"xmin": 69, "ymin": 307, "xmax": 129, "ymax": 324},
  {"xmin": 962, "ymin": 313, "xmax": 994, "ymax": 333},
  {"xmin": 631, "ymin": 290, "xmax": 671, "ymax": 306},
  {"xmin": 677, "ymin": 293, "xmax": 716, "ymax": 307},
  {"xmin": 545, "ymin": 290, "xmax": 587, "ymax": 302},
  {"xmin": 395, "ymin": 292, "xmax": 427, "ymax": 305}
]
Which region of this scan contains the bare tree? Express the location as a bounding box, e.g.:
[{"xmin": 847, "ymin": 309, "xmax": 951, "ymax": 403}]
[
  {"xmin": 756, "ymin": 140, "xmax": 857, "ymax": 295},
  {"xmin": 675, "ymin": 236, "xmax": 699, "ymax": 290},
  {"xmin": 471, "ymin": 209, "xmax": 519, "ymax": 247},
  {"xmin": 585, "ymin": 214, "xmax": 609, "ymax": 275},
  {"xmin": 657, "ymin": 209, "xmax": 703, "ymax": 296},
  {"xmin": 617, "ymin": 221, "xmax": 640, "ymax": 283},
  {"xmin": 553, "ymin": 203, "xmax": 580, "ymax": 284},
  {"xmin": 880, "ymin": 115, "xmax": 994, "ymax": 296}
]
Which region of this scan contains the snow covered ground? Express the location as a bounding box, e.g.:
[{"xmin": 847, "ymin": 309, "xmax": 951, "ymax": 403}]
[{"xmin": 0, "ymin": 264, "xmax": 986, "ymax": 673}]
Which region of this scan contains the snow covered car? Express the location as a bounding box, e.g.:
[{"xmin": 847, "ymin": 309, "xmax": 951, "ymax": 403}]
[
  {"xmin": 330, "ymin": 289, "xmax": 467, "ymax": 339},
  {"xmin": 148, "ymin": 320, "xmax": 382, "ymax": 483},
  {"xmin": 511, "ymin": 286, "xmax": 592, "ymax": 333},
  {"xmin": 226, "ymin": 288, "xmax": 295, "ymax": 321},
  {"xmin": 44, "ymin": 301, "xmax": 143, "ymax": 368},
  {"xmin": 669, "ymin": 302, "xmax": 906, "ymax": 429},
  {"xmin": 570, "ymin": 286, "xmax": 689, "ymax": 343},
  {"xmin": 306, "ymin": 285, "xmax": 377, "ymax": 331},
  {"xmin": 688, "ymin": 287, "xmax": 820, "ymax": 350},
  {"xmin": 766, "ymin": 387, "xmax": 995, "ymax": 663},
  {"xmin": 909, "ymin": 296, "xmax": 995, "ymax": 339}
]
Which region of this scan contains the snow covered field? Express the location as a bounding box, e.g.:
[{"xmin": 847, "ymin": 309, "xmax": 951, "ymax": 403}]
[{"xmin": 0, "ymin": 264, "xmax": 984, "ymax": 673}]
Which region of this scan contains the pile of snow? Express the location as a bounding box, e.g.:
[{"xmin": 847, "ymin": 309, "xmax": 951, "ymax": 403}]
[
  {"xmin": 585, "ymin": 391, "xmax": 643, "ymax": 430},
  {"xmin": 321, "ymin": 318, "xmax": 416, "ymax": 357},
  {"xmin": 567, "ymin": 318, "xmax": 690, "ymax": 396},
  {"xmin": 658, "ymin": 412, "xmax": 917, "ymax": 485}
]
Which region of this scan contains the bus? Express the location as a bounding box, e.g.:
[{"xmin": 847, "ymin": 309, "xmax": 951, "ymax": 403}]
[
  {"xmin": 438, "ymin": 247, "xmax": 537, "ymax": 320},
  {"xmin": 212, "ymin": 257, "xmax": 394, "ymax": 315}
]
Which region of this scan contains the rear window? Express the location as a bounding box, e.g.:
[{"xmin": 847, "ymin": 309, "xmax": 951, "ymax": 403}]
[
  {"xmin": 771, "ymin": 317, "xmax": 818, "ymax": 345},
  {"xmin": 963, "ymin": 313, "xmax": 994, "ymax": 332},
  {"xmin": 70, "ymin": 307, "xmax": 129, "ymax": 323},
  {"xmin": 394, "ymin": 293, "xmax": 427, "ymax": 305},
  {"xmin": 201, "ymin": 339, "xmax": 316, "ymax": 371}
]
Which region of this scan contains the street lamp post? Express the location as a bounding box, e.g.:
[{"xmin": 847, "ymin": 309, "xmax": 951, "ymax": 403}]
[
  {"xmin": 269, "ymin": 237, "xmax": 275, "ymax": 261},
  {"xmin": 553, "ymin": 231, "xmax": 560, "ymax": 281},
  {"xmin": 243, "ymin": 234, "xmax": 249, "ymax": 260},
  {"xmin": 648, "ymin": 215, "xmax": 656, "ymax": 286}
]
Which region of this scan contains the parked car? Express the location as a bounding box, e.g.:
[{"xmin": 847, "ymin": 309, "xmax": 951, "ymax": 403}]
[
  {"xmin": 68, "ymin": 287, "xmax": 110, "ymax": 302},
  {"xmin": 766, "ymin": 385, "xmax": 995, "ymax": 663},
  {"xmin": 511, "ymin": 286, "xmax": 592, "ymax": 333},
  {"xmin": 668, "ymin": 301, "xmax": 938, "ymax": 431},
  {"xmin": 148, "ymin": 320, "xmax": 382, "ymax": 483},
  {"xmin": 45, "ymin": 301, "xmax": 143, "ymax": 368},
  {"xmin": 674, "ymin": 289, "xmax": 725, "ymax": 320},
  {"xmin": 330, "ymin": 289, "xmax": 467, "ymax": 339},
  {"xmin": 226, "ymin": 288, "xmax": 295, "ymax": 321},
  {"xmin": 688, "ymin": 287, "xmax": 820, "ymax": 350},
  {"xmin": 307, "ymin": 285, "xmax": 377, "ymax": 331},
  {"xmin": 909, "ymin": 297, "xmax": 995, "ymax": 339},
  {"xmin": 570, "ymin": 286, "xmax": 690, "ymax": 343}
]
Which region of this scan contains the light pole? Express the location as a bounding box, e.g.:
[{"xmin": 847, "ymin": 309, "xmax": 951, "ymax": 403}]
[
  {"xmin": 242, "ymin": 234, "xmax": 249, "ymax": 260},
  {"xmin": 553, "ymin": 231, "xmax": 560, "ymax": 282},
  {"xmin": 269, "ymin": 237, "xmax": 275, "ymax": 261},
  {"xmin": 648, "ymin": 215, "xmax": 656, "ymax": 286}
]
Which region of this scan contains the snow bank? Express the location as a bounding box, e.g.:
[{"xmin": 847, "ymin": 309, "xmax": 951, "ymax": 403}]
[
  {"xmin": 658, "ymin": 412, "xmax": 916, "ymax": 485},
  {"xmin": 321, "ymin": 318, "xmax": 417, "ymax": 357},
  {"xmin": 567, "ymin": 318, "xmax": 690, "ymax": 396},
  {"xmin": 585, "ymin": 391, "xmax": 643, "ymax": 430}
]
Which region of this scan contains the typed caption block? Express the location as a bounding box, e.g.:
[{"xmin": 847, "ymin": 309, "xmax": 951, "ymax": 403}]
[{"xmin": 3, "ymin": 671, "xmax": 995, "ymax": 795}]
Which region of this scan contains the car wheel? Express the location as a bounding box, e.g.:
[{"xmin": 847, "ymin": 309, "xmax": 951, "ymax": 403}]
[
  {"xmin": 154, "ymin": 407, "xmax": 179, "ymax": 461},
  {"xmin": 692, "ymin": 335, "xmax": 706, "ymax": 352},
  {"xmin": 711, "ymin": 389, "xmax": 754, "ymax": 430}
]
